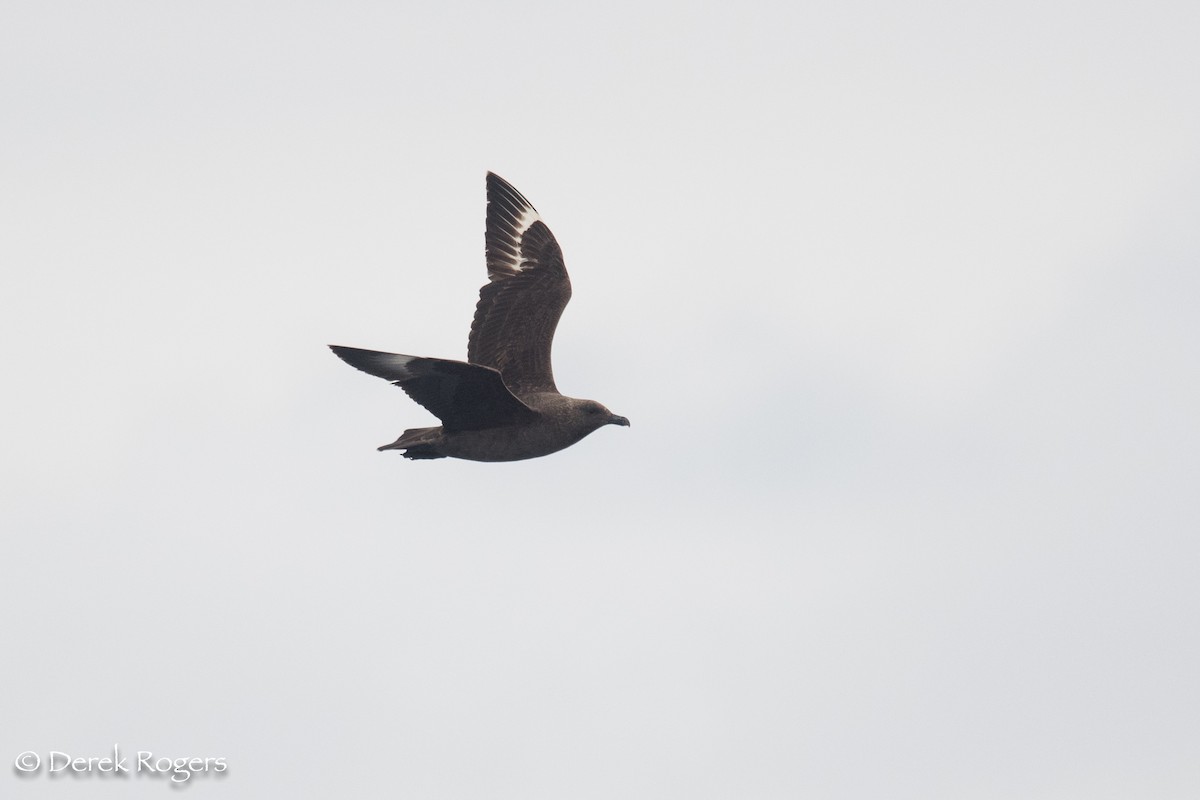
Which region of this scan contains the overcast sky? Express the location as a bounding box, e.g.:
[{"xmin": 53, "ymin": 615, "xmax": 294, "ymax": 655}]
[{"xmin": 3, "ymin": 1, "xmax": 1199, "ymax": 798}]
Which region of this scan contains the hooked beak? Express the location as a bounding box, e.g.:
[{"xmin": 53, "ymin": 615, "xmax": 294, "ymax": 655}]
[{"xmin": 609, "ymin": 414, "xmax": 630, "ymax": 427}]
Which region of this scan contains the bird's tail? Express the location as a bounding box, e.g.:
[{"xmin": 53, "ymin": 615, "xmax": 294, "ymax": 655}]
[{"xmin": 378, "ymin": 426, "xmax": 446, "ymax": 460}]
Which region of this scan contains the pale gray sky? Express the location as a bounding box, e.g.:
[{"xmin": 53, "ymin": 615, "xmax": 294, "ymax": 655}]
[{"xmin": 3, "ymin": 1, "xmax": 1199, "ymax": 798}]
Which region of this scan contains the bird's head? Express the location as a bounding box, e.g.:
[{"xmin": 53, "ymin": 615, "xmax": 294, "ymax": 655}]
[{"xmin": 577, "ymin": 399, "xmax": 630, "ymax": 432}]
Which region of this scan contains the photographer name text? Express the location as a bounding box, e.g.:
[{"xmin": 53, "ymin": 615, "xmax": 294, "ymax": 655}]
[{"xmin": 14, "ymin": 744, "xmax": 226, "ymax": 784}]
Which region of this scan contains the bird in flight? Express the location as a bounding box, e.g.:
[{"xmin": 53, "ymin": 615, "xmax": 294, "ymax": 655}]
[{"xmin": 330, "ymin": 172, "xmax": 629, "ymax": 461}]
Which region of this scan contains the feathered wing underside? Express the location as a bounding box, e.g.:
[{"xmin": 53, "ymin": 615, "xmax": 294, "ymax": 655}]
[
  {"xmin": 469, "ymin": 173, "xmax": 572, "ymax": 397},
  {"xmin": 328, "ymin": 345, "xmax": 536, "ymax": 432},
  {"xmin": 482, "ymin": 172, "xmax": 542, "ymax": 282}
]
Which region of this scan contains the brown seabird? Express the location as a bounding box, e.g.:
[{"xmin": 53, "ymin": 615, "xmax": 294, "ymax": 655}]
[{"xmin": 329, "ymin": 172, "xmax": 629, "ymax": 461}]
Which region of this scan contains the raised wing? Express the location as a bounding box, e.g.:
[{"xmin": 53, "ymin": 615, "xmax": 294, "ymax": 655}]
[
  {"xmin": 467, "ymin": 173, "xmax": 571, "ymax": 397},
  {"xmin": 329, "ymin": 345, "xmax": 536, "ymax": 432}
]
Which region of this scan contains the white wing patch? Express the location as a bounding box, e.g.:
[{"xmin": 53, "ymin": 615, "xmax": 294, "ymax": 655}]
[
  {"xmin": 492, "ymin": 207, "xmax": 541, "ymax": 278},
  {"xmin": 372, "ymin": 352, "xmax": 417, "ymax": 378},
  {"xmin": 511, "ymin": 207, "xmax": 540, "ymax": 272}
]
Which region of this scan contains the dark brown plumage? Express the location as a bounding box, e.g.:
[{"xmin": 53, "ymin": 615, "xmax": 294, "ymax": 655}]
[{"xmin": 330, "ymin": 173, "xmax": 628, "ymax": 461}]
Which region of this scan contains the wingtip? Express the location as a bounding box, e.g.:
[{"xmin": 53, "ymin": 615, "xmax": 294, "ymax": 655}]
[
  {"xmin": 329, "ymin": 345, "xmax": 419, "ymax": 381},
  {"xmin": 486, "ymin": 172, "xmax": 533, "ymax": 207},
  {"xmin": 328, "ymin": 344, "xmax": 356, "ymax": 363}
]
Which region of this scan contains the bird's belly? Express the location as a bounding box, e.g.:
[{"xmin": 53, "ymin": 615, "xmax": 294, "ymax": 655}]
[{"xmin": 440, "ymin": 424, "xmax": 579, "ymax": 463}]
